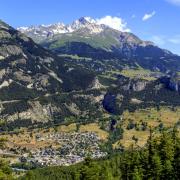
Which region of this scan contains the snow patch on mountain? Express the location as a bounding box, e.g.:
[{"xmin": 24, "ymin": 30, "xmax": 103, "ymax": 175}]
[{"xmin": 17, "ymin": 16, "xmax": 127, "ymax": 37}]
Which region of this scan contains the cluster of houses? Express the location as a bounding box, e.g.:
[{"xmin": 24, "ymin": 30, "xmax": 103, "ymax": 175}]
[{"xmin": 20, "ymin": 132, "xmax": 107, "ymax": 166}]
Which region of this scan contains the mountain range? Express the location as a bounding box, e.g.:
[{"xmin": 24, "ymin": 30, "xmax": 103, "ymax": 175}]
[
  {"xmin": 18, "ymin": 17, "xmax": 180, "ymax": 73},
  {"xmin": 0, "ymin": 17, "xmax": 179, "ymax": 131}
]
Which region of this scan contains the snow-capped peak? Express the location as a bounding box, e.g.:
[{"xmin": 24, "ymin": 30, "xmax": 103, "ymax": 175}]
[
  {"xmin": 17, "ymin": 17, "xmax": 106, "ymax": 37},
  {"xmin": 71, "ymin": 17, "xmax": 104, "ymax": 34},
  {"xmin": 71, "ymin": 17, "xmax": 96, "ymax": 29},
  {"xmin": 18, "ymin": 23, "xmax": 69, "ymax": 37},
  {"xmin": 77, "ymin": 17, "xmax": 96, "ymax": 24},
  {"xmin": 83, "ymin": 17, "xmax": 96, "ymax": 24},
  {"xmin": 17, "ymin": 26, "xmax": 29, "ymax": 31}
]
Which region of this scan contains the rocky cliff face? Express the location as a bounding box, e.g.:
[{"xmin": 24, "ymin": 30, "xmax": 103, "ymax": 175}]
[
  {"xmin": 160, "ymin": 74, "xmax": 180, "ymax": 93},
  {"xmin": 169, "ymin": 80, "xmax": 180, "ymax": 92},
  {"xmin": 89, "ymin": 77, "xmax": 105, "ymax": 89},
  {"xmin": 122, "ymin": 80, "xmax": 147, "ymax": 92},
  {"xmin": 132, "ymin": 80, "xmax": 147, "ymax": 91}
]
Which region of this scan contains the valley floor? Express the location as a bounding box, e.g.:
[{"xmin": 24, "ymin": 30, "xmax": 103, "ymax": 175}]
[{"xmin": 1, "ymin": 106, "xmax": 179, "ymax": 173}]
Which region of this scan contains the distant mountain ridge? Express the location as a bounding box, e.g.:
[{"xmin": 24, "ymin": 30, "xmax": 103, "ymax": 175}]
[
  {"xmin": 17, "ymin": 17, "xmax": 180, "ymax": 73},
  {"xmin": 17, "ymin": 17, "xmax": 107, "ymax": 40},
  {"xmin": 17, "ymin": 17, "xmax": 153, "ymax": 46},
  {"xmin": 17, "ymin": 16, "xmax": 156, "ymax": 49}
]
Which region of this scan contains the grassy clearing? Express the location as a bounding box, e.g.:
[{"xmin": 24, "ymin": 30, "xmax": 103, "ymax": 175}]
[
  {"xmin": 119, "ymin": 69, "xmax": 157, "ymax": 81},
  {"xmin": 101, "ymin": 68, "xmax": 158, "ymax": 81},
  {"xmin": 55, "ymin": 123, "xmax": 77, "ymax": 132},
  {"xmin": 99, "ymin": 74, "xmax": 117, "ymax": 81},
  {"xmin": 59, "ymin": 54, "xmax": 92, "ymax": 61},
  {"xmin": 79, "ymin": 123, "xmax": 109, "ymax": 140},
  {"xmin": 117, "ymin": 130, "xmax": 150, "ymax": 149},
  {"xmin": 113, "ymin": 107, "xmax": 180, "ymax": 149},
  {"xmin": 122, "ymin": 107, "xmax": 180, "ymax": 128}
]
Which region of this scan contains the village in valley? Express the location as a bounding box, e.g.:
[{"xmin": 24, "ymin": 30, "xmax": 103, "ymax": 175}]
[
  {"xmin": 24, "ymin": 131, "xmax": 107, "ymax": 166},
  {"xmin": 0, "ymin": 123, "xmax": 108, "ymax": 169}
]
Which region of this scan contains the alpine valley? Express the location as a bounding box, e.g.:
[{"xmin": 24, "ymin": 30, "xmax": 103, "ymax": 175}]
[{"xmin": 0, "ymin": 17, "xmax": 180, "ymax": 179}]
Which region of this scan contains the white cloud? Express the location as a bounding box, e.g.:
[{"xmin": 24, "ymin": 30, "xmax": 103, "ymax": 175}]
[
  {"xmin": 96, "ymin": 16, "xmax": 131, "ymax": 32},
  {"xmin": 166, "ymin": 0, "xmax": 180, "ymax": 6},
  {"xmin": 142, "ymin": 11, "xmax": 156, "ymax": 21}
]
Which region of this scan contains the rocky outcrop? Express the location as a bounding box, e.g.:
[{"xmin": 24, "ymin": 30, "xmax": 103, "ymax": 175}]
[
  {"xmin": 160, "ymin": 75, "xmax": 180, "ymax": 92},
  {"xmin": 123, "ymin": 79, "xmax": 147, "ymax": 92},
  {"xmin": 89, "ymin": 77, "xmax": 105, "ymax": 89},
  {"xmin": 169, "ymin": 80, "xmax": 180, "ymax": 92},
  {"xmin": 5, "ymin": 101, "xmax": 55, "ymax": 123},
  {"xmin": 168, "ymin": 74, "xmax": 180, "ymax": 92},
  {"xmin": 132, "ymin": 80, "xmax": 147, "ymax": 91}
]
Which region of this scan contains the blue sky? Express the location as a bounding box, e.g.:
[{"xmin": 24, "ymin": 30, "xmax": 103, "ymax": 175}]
[{"xmin": 1, "ymin": 0, "xmax": 180, "ymax": 55}]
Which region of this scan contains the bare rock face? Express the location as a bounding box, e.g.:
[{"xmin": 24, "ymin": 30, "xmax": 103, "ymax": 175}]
[
  {"xmin": 123, "ymin": 79, "xmax": 147, "ymax": 92},
  {"xmin": 65, "ymin": 103, "xmax": 80, "ymax": 116},
  {"xmin": 131, "ymin": 98, "xmax": 143, "ymax": 104},
  {"xmin": 132, "ymin": 81, "xmax": 147, "ymax": 91},
  {"xmin": 160, "ymin": 74, "xmax": 180, "ymax": 93},
  {"xmin": 5, "ymin": 101, "xmax": 53, "ymax": 123},
  {"xmin": 89, "ymin": 77, "xmax": 104, "ymax": 89},
  {"xmin": 169, "ymin": 78, "xmax": 180, "ymax": 92}
]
